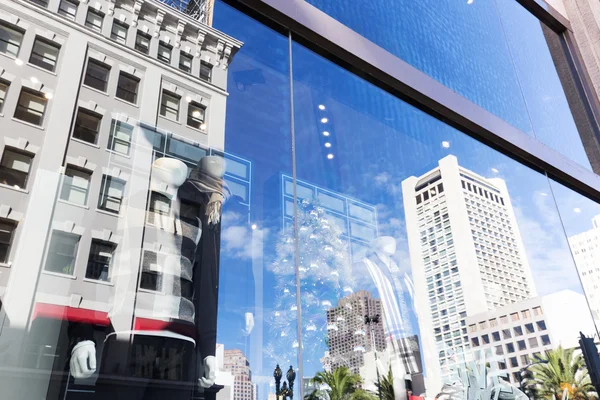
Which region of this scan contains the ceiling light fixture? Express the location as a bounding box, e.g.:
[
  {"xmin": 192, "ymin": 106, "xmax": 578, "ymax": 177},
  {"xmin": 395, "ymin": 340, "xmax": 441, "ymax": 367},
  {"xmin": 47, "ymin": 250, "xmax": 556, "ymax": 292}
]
[
  {"xmin": 321, "ymin": 118, "xmax": 328, "ymax": 123},
  {"xmin": 327, "ymin": 154, "xmax": 334, "ymax": 160},
  {"xmin": 325, "ymin": 142, "xmax": 332, "ymax": 148},
  {"xmin": 318, "ymin": 105, "xmax": 326, "ymax": 110},
  {"xmin": 442, "ymin": 141, "xmax": 450, "ymax": 148}
]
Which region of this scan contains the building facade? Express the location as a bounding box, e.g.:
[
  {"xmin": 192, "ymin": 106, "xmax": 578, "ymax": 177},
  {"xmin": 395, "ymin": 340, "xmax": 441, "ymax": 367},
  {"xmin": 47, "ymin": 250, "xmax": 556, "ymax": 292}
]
[
  {"xmin": 402, "ymin": 155, "xmax": 537, "ymax": 393},
  {"xmin": 466, "ymin": 290, "xmax": 596, "ymax": 385},
  {"xmin": 223, "ymin": 349, "xmax": 255, "ymax": 400}
]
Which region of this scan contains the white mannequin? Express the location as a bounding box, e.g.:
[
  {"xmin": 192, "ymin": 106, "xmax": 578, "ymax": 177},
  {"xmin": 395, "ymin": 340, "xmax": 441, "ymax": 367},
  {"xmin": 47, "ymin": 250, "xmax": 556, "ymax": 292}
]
[
  {"xmin": 70, "ymin": 156, "xmax": 226, "ymax": 389},
  {"xmin": 362, "ymin": 236, "xmax": 411, "ymax": 400}
]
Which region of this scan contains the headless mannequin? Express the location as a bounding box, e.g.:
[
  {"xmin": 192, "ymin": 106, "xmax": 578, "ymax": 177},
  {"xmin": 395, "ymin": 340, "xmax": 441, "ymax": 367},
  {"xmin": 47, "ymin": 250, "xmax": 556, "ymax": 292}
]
[{"xmin": 70, "ymin": 155, "xmax": 227, "ymax": 393}]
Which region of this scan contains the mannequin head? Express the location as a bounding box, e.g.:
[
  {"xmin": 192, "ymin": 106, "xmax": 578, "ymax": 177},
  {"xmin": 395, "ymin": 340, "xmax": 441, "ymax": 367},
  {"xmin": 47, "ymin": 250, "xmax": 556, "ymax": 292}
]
[
  {"xmin": 151, "ymin": 157, "xmax": 188, "ymax": 187},
  {"xmin": 198, "ymin": 155, "xmax": 226, "ymax": 179},
  {"xmin": 370, "ymin": 236, "xmax": 396, "ymax": 256}
]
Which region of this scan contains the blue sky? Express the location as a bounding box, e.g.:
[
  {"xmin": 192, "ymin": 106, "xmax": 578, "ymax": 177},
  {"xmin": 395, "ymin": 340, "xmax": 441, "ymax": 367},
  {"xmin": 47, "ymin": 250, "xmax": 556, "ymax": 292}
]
[{"xmin": 211, "ymin": 0, "xmax": 599, "ymax": 390}]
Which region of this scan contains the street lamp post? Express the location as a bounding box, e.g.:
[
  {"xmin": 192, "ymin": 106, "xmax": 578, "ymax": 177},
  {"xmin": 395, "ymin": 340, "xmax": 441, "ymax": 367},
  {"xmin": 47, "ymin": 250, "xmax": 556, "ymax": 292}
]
[
  {"xmin": 365, "ymin": 314, "xmax": 383, "ymax": 400},
  {"xmin": 274, "ymin": 364, "xmax": 295, "ymax": 400},
  {"xmin": 274, "ymin": 364, "xmax": 282, "ymax": 400}
]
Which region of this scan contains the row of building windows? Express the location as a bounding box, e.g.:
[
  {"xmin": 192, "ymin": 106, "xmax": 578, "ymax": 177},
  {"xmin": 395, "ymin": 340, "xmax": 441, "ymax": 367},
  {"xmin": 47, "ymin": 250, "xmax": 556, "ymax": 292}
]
[
  {"xmin": 0, "ymin": 21, "xmax": 61, "ymax": 72},
  {"xmin": 469, "ymin": 320, "xmax": 548, "ymax": 345},
  {"xmin": 36, "ymin": 0, "xmax": 214, "ymax": 82},
  {"xmin": 44, "ymin": 230, "xmax": 114, "ymax": 280},
  {"xmin": 469, "ymin": 307, "xmax": 543, "ymax": 332},
  {"xmin": 461, "ymin": 179, "xmax": 505, "ymax": 205}
]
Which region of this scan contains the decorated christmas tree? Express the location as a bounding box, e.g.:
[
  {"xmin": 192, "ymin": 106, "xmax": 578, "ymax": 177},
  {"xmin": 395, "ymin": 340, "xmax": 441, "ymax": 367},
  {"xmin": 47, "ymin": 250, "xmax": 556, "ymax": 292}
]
[{"xmin": 265, "ymin": 198, "xmax": 354, "ymax": 369}]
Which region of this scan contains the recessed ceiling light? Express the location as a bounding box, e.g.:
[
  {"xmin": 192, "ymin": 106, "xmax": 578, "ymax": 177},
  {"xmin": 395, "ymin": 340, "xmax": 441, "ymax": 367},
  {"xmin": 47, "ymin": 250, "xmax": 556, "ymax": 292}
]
[
  {"xmin": 442, "ymin": 141, "xmax": 450, "ymax": 148},
  {"xmin": 574, "ymin": 208, "xmax": 582, "ymax": 213},
  {"xmin": 321, "ymin": 118, "xmax": 328, "ymax": 123},
  {"xmin": 30, "ymin": 77, "xmax": 38, "ymax": 84},
  {"xmin": 323, "ymin": 131, "xmax": 330, "ymax": 137},
  {"xmin": 327, "ymin": 154, "xmax": 334, "ymax": 160},
  {"xmin": 325, "ymin": 142, "xmax": 331, "ymax": 148},
  {"xmin": 185, "ymin": 96, "xmax": 192, "ymax": 102},
  {"xmin": 540, "ymin": 192, "xmax": 548, "ymax": 197},
  {"xmin": 14, "ymin": 59, "xmax": 23, "ymax": 66},
  {"xmin": 318, "ymin": 104, "xmax": 326, "ymax": 110},
  {"xmin": 251, "ymin": 224, "xmax": 257, "ymax": 230},
  {"xmin": 200, "ymin": 123, "xmax": 207, "ymax": 131},
  {"xmin": 491, "ymin": 168, "xmax": 499, "ymax": 173},
  {"xmin": 44, "ymin": 92, "xmax": 53, "ymax": 99}
]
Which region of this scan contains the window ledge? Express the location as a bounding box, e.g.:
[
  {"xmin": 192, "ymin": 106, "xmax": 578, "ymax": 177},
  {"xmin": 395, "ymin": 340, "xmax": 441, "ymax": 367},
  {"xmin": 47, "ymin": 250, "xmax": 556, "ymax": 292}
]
[
  {"xmin": 114, "ymin": 97, "xmax": 139, "ymax": 108},
  {"xmin": 105, "ymin": 148, "xmax": 131, "ymax": 159},
  {"xmin": 71, "ymin": 137, "xmax": 100, "ymax": 148},
  {"xmin": 42, "ymin": 270, "xmax": 77, "ymax": 279},
  {"xmin": 11, "ymin": 117, "xmax": 45, "ymax": 131},
  {"xmin": 58, "ymin": 199, "xmax": 90, "ymax": 209},
  {"xmin": 0, "ymin": 262, "xmax": 12, "ymax": 268},
  {"xmin": 0, "ymin": 183, "xmax": 28, "ymax": 193},
  {"xmin": 158, "ymin": 115, "xmax": 181, "ymax": 125},
  {"xmin": 138, "ymin": 288, "xmax": 165, "ymax": 295},
  {"xmin": 186, "ymin": 125, "xmax": 208, "ymax": 135},
  {"xmin": 82, "ymin": 84, "xmax": 110, "ymax": 97},
  {"xmin": 0, "ymin": 52, "xmax": 17, "ymax": 63},
  {"xmin": 95, "ymin": 208, "xmax": 122, "ymax": 218},
  {"xmin": 26, "ymin": 62, "xmax": 58, "ymax": 76},
  {"xmin": 83, "ymin": 278, "xmax": 114, "ymax": 286}
]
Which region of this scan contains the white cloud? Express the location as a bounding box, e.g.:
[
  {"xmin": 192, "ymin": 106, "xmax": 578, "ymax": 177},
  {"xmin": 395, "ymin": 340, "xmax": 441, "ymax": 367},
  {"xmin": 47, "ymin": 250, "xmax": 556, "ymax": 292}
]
[{"xmin": 221, "ymin": 211, "xmax": 269, "ymax": 260}]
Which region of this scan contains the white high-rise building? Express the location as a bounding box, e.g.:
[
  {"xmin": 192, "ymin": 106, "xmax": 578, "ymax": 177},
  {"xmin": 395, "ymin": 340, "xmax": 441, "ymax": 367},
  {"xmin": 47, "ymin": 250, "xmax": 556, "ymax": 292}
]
[
  {"xmin": 402, "ymin": 155, "xmax": 536, "ymax": 395},
  {"xmin": 568, "ymin": 215, "xmax": 600, "ymax": 321}
]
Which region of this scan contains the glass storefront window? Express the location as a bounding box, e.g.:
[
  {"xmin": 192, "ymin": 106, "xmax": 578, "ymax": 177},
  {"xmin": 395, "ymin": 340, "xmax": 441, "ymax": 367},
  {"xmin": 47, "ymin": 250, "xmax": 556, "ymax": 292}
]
[
  {"xmin": 305, "ymin": 0, "xmax": 594, "ymax": 171},
  {"xmin": 0, "ymin": 0, "xmax": 598, "ymax": 399}
]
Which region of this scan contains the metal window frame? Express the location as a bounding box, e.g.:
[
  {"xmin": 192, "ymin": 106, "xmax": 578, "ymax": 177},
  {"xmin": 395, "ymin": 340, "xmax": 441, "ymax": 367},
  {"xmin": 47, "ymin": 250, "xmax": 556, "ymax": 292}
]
[{"xmin": 223, "ymin": 0, "xmax": 600, "ymax": 203}]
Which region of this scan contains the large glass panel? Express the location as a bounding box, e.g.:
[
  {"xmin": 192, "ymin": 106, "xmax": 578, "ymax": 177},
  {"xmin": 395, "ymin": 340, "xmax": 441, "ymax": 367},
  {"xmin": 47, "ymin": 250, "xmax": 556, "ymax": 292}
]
[
  {"xmin": 291, "ymin": 39, "xmax": 597, "ymax": 399},
  {"xmin": 0, "ymin": 2, "xmax": 296, "ymax": 399},
  {"xmin": 549, "ymin": 179, "xmax": 600, "ymax": 330},
  {"xmin": 305, "ymin": 0, "xmax": 594, "ymax": 171}
]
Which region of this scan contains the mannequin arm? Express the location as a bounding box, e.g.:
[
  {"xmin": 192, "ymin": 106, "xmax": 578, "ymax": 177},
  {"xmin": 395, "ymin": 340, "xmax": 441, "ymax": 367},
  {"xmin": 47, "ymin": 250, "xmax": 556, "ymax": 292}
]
[
  {"xmin": 70, "ymin": 340, "xmax": 97, "ymax": 379},
  {"xmin": 199, "ymin": 355, "xmax": 217, "ymax": 388}
]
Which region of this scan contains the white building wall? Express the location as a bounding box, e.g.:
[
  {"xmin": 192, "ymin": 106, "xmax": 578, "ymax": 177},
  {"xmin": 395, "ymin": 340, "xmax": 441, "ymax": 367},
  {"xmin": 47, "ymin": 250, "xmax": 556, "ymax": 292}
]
[
  {"xmin": 568, "ymin": 215, "xmax": 600, "ymax": 321},
  {"xmin": 402, "ymin": 155, "xmax": 535, "ymax": 397}
]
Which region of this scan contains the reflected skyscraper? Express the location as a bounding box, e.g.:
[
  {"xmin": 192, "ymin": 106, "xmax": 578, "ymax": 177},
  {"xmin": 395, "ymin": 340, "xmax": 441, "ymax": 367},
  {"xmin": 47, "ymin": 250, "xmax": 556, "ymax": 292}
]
[
  {"xmin": 223, "ymin": 349, "xmax": 255, "ymax": 400},
  {"xmin": 325, "ymin": 290, "xmax": 386, "ymax": 375},
  {"xmin": 402, "ymin": 155, "xmax": 536, "ymax": 395}
]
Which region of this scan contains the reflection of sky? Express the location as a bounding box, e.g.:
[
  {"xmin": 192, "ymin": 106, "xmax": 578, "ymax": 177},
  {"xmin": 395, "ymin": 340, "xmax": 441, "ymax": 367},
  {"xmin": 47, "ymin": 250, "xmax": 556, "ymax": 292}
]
[
  {"xmin": 213, "ymin": 0, "xmax": 595, "ymax": 387},
  {"xmin": 305, "ymin": 0, "xmax": 591, "ymax": 170}
]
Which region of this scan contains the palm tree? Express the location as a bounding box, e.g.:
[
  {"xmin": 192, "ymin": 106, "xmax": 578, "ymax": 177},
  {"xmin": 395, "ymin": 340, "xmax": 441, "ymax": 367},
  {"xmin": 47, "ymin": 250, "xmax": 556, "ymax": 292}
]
[
  {"xmin": 529, "ymin": 346, "xmax": 597, "ymax": 400},
  {"xmin": 374, "ymin": 366, "xmax": 395, "ymax": 400},
  {"xmin": 310, "ymin": 366, "xmax": 375, "ymax": 400}
]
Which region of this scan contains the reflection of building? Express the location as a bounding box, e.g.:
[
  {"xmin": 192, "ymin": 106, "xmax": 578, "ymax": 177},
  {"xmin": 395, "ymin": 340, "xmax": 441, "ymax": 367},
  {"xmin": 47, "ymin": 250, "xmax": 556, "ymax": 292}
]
[
  {"xmin": 0, "ymin": 0, "xmax": 242, "ymax": 396},
  {"xmin": 281, "ymin": 175, "xmax": 378, "ymax": 262},
  {"xmin": 223, "ymin": 349, "xmax": 255, "ymax": 400},
  {"xmin": 326, "ymin": 291, "xmax": 386, "ymax": 375},
  {"xmin": 466, "ymin": 290, "xmax": 596, "ymax": 385},
  {"xmin": 568, "ymin": 215, "xmax": 600, "ymax": 321},
  {"xmin": 402, "ymin": 155, "xmax": 536, "ymax": 395}
]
